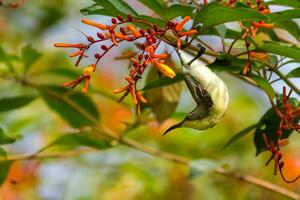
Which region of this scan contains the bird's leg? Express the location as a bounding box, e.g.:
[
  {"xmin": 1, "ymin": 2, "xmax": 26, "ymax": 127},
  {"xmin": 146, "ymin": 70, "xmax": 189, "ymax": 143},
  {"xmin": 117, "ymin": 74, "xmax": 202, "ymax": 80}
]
[{"xmin": 187, "ymin": 45, "xmax": 206, "ymax": 65}]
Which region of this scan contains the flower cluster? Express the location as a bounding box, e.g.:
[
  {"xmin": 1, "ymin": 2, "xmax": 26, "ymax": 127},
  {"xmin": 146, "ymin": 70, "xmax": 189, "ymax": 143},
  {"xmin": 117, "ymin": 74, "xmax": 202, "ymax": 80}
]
[
  {"xmin": 54, "ymin": 15, "xmax": 197, "ymax": 114},
  {"xmin": 274, "ymin": 87, "xmax": 300, "ymax": 136},
  {"xmin": 263, "ymin": 133, "xmax": 300, "ymax": 183},
  {"xmin": 230, "ymin": 0, "xmax": 273, "ymax": 75},
  {"xmin": 263, "ymin": 87, "xmax": 300, "ymax": 183}
]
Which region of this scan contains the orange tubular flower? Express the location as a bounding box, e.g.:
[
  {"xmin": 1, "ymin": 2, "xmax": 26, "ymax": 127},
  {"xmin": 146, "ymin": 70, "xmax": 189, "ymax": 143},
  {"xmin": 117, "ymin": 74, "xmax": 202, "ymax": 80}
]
[
  {"xmin": 176, "ymin": 39, "xmax": 181, "ymax": 50},
  {"xmin": 69, "ymin": 50, "xmax": 84, "ymax": 57},
  {"xmin": 154, "ymin": 62, "xmax": 176, "ymax": 78},
  {"xmin": 111, "ymin": 35, "xmax": 119, "ymax": 46},
  {"xmin": 260, "ymin": 9, "xmax": 271, "ymax": 15},
  {"xmin": 129, "ymin": 86, "xmax": 138, "ymax": 105},
  {"xmin": 127, "ymin": 24, "xmax": 142, "ymax": 37},
  {"xmin": 250, "ymin": 26, "xmax": 258, "ymax": 38},
  {"xmin": 179, "ymin": 29, "xmax": 198, "ymax": 36},
  {"xmin": 136, "ymin": 91, "xmax": 147, "ymax": 104},
  {"xmin": 82, "ymin": 76, "xmax": 91, "ymax": 94},
  {"xmin": 81, "ymin": 19, "xmax": 109, "ymax": 30},
  {"xmin": 62, "ymin": 76, "xmax": 85, "ymax": 88},
  {"xmin": 114, "ymin": 32, "xmax": 130, "ymax": 40},
  {"xmin": 250, "ymin": 51, "xmax": 268, "ymax": 60},
  {"xmin": 113, "ymin": 85, "xmax": 130, "ymax": 94},
  {"xmin": 145, "ymin": 46, "xmax": 154, "ymax": 54},
  {"xmin": 54, "ymin": 43, "xmax": 87, "ymax": 48},
  {"xmin": 242, "ymin": 61, "xmax": 250, "ymax": 75},
  {"xmin": 175, "ymin": 16, "xmax": 191, "ymax": 32},
  {"xmin": 152, "ymin": 53, "xmax": 168, "ymax": 59},
  {"xmin": 83, "ymin": 64, "xmax": 96, "ymax": 76},
  {"xmin": 105, "ymin": 32, "xmax": 112, "ymax": 38},
  {"xmin": 252, "ymin": 21, "xmax": 273, "ymax": 29}
]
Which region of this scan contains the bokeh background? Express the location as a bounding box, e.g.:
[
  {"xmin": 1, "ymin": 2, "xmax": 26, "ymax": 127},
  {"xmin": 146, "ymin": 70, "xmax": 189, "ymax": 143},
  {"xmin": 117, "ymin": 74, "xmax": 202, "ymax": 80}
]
[{"xmin": 0, "ymin": 0, "xmax": 299, "ymax": 199}]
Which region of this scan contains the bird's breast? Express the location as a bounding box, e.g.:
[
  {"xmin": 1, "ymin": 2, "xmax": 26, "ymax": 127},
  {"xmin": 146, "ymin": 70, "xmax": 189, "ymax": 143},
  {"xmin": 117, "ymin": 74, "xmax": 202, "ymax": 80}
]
[{"xmin": 184, "ymin": 63, "xmax": 229, "ymax": 117}]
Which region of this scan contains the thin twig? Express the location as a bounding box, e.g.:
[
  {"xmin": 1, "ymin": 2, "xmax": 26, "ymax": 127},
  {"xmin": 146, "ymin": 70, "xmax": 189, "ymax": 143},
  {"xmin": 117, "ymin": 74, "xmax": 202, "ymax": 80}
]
[
  {"xmin": 195, "ymin": 38, "xmax": 216, "ymax": 53},
  {"xmin": 215, "ymin": 168, "xmax": 300, "ymax": 200},
  {"xmin": 228, "ymin": 34, "xmax": 242, "ymax": 54},
  {"xmin": 266, "ymin": 64, "xmax": 300, "ymax": 95},
  {"xmin": 0, "ymin": 148, "xmax": 98, "ymax": 162}
]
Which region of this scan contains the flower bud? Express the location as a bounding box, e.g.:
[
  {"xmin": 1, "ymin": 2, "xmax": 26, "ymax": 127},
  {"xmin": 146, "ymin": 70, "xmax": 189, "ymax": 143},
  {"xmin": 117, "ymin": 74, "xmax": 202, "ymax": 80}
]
[
  {"xmin": 117, "ymin": 15, "xmax": 124, "ymax": 22},
  {"xmin": 111, "ymin": 18, "xmax": 117, "ymax": 24},
  {"xmin": 101, "ymin": 45, "xmax": 108, "ymax": 50},
  {"xmin": 154, "ymin": 62, "xmax": 176, "ymax": 78},
  {"xmin": 97, "ymin": 32, "xmax": 105, "ymax": 39},
  {"xmin": 127, "ymin": 14, "xmax": 132, "ymax": 21},
  {"xmin": 279, "ymin": 161, "xmax": 284, "ymax": 169},
  {"xmin": 175, "ymin": 16, "xmax": 191, "ymax": 32},
  {"xmin": 81, "ymin": 19, "xmax": 109, "ymax": 30}
]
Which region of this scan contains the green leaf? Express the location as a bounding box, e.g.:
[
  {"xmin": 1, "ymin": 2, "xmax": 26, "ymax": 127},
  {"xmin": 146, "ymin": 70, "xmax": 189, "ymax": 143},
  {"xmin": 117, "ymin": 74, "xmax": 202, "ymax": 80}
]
[
  {"xmin": 137, "ymin": 15, "xmax": 166, "ymax": 27},
  {"xmin": 34, "ymin": 5, "xmax": 64, "ymax": 34},
  {"xmin": 208, "ymin": 54, "xmax": 247, "ymax": 73},
  {"xmin": 287, "ymin": 67, "xmax": 300, "ymax": 78},
  {"xmin": 39, "ymin": 86, "xmax": 99, "ymax": 128},
  {"xmin": 39, "ymin": 131, "xmax": 112, "ymax": 152},
  {"xmin": 221, "ymin": 124, "xmax": 257, "ymax": 149},
  {"xmin": 254, "ymin": 107, "xmax": 299, "ymax": 155},
  {"xmin": 269, "ymin": 9, "xmax": 300, "ymax": 22},
  {"xmin": 250, "ymin": 75, "xmax": 275, "ymax": 99},
  {"xmin": 215, "ymin": 24, "xmax": 228, "ymax": 39},
  {"xmin": 102, "ymin": 0, "xmax": 138, "ymax": 16},
  {"xmin": 165, "ymin": 4, "xmax": 196, "ymax": 20},
  {"xmin": 0, "ymin": 46, "xmax": 8, "ymax": 63},
  {"xmin": 138, "ymin": 0, "xmax": 166, "ymax": 19},
  {"xmin": 266, "ymin": 0, "xmax": 300, "ymax": 7},
  {"xmin": 81, "ymin": 1, "xmax": 125, "ymax": 17},
  {"xmin": 0, "ymin": 96, "xmax": 36, "ymax": 113},
  {"xmin": 275, "ymin": 20, "xmax": 300, "ymax": 41},
  {"xmin": 189, "ymin": 159, "xmax": 219, "ymax": 178},
  {"xmin": 144, "ymin": 66, "xmax": 181, "ymax": 123},
  {"xmin": 81, "ymin": 5, "xmax": 112, "ymax": 16},
  {"xmin": 0, "ymin": 127, "xmax": 15, "ymax": 145},
  {"xmin": 0, "ymin": 46, "xmax": 19, "ymax": 65},
  {"xmin": 0, "ymin": 161, "xmax": 12, "ymax": 186},
  {"xmin": 21, "ymin": 44, "xmax": 42, "ymax": 72},
  {"xmin": 47, "ymin": 67, "xmax": 81, "ymax": 79},
  {"xmin": 198, "ymin": 6, "xmax": 269, "ymax": 29},
  {"xmin": 194, "ymin": 2, "xmax": 220, "ymax": 26},
  {"xmin": 259, "ymin": 42, "xmax": 300, "ymax": 62},
  {"xmin": 142, "ymin": 73, "xmax": 183, "ymax": 90},
  {"xmin": 235, "ymin": 2, "xmax": 250, "ymax": 8},
  {"xmin": 88, "ymin": 0, "xmax": 138, "ymax": 17},
  {"xmin": 0, "ymin": 148, "xmax": 7, "ymax": 157}
]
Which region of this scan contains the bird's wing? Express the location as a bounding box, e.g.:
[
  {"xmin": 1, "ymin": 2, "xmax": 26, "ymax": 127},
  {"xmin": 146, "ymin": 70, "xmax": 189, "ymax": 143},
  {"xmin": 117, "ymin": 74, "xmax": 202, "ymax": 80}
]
[{"xmin": 183, "ymin": 73, "xmax": 213, "ymax": 119}]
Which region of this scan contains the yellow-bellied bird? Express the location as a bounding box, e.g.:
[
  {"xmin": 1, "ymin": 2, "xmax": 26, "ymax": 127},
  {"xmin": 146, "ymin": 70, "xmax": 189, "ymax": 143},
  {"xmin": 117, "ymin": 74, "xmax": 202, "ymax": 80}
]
[{"xmin": 164, "ymin": 50, "xmax": 229, "ymax": 134}]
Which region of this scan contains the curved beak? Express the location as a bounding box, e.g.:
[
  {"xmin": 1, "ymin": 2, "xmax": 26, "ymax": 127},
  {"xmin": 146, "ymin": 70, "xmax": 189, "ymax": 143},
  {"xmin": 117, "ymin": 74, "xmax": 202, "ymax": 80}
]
[{"xmin": 163, "ymin": 121, "xmax": 184, "ymax": 135}]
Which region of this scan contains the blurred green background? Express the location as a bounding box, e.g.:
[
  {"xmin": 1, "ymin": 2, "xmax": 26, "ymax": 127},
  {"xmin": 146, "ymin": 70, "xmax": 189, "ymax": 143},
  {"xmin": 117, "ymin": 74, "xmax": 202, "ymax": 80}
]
[{"xmin": 0, "ymin": 0, "xmax": 299, "ymax": 199}]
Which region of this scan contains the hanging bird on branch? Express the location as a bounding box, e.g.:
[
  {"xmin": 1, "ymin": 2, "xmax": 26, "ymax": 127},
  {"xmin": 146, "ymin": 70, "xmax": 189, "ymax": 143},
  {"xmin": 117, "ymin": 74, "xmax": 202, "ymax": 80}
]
[{"xmin": 164, "ymin": 47, "xmax": 229, "ymax": 134}]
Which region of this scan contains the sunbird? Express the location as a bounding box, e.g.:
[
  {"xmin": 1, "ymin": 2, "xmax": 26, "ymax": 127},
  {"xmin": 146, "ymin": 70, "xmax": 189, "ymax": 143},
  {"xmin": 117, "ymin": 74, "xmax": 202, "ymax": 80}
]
[{"xmin": 164, "ymin": 48, "xmax": 229, "ymax": 134}]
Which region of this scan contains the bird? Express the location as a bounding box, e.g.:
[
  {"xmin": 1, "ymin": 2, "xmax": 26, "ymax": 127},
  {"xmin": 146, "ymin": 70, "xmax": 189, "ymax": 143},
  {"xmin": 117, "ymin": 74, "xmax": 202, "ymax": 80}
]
[{"xmin": 164, "ymin": 48, "xmax": 229, "ymax": 135}]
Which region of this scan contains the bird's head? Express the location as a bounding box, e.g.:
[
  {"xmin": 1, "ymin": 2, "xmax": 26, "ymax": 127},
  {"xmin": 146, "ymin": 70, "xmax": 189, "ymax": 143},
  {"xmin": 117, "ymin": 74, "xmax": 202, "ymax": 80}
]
[{"xmin": 163, "ymin": 105, "xmax": 218, "ymax": 135}]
